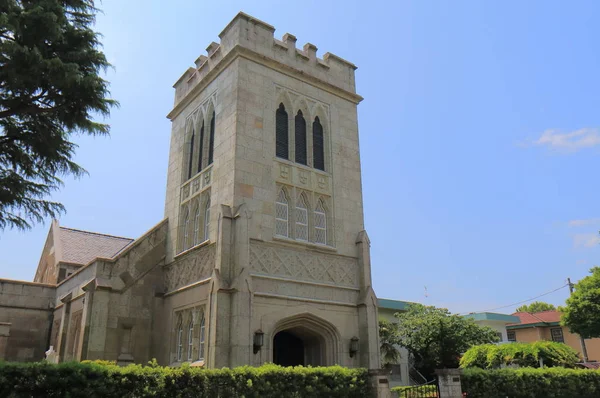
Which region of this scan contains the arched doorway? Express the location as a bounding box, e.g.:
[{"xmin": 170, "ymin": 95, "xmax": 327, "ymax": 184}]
[{"xmin": 271, "ymin": 313, "xmax": 340, "ymax": 367}]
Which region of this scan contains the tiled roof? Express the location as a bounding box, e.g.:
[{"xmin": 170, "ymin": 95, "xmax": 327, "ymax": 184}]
[
  {"xmin": 59, "ymin": 227, "xmax": 134, "ymax": 265},
  {"xmin": 507, "ymin": 310, "xmax": 562, "ymax": 327}
]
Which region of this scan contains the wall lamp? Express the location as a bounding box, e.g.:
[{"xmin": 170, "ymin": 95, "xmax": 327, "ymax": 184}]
[
  {"xmin": 349, "ymin": 336, "xmax": 359, "ymax": 358},
  {"xmin": 253, "ymin": 330, "xmax": 264, "ymax": 354}
]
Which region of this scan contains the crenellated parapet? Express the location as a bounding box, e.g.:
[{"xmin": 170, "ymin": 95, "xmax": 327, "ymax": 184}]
[{"xmin": 171, "ymin": 12, "xmax": 359, "ymax": 110}]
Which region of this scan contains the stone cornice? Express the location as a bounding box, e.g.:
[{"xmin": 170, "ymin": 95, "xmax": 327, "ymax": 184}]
[{"xmin": 167, "ymin": 45, "xmax": 363, "ymax": 121}]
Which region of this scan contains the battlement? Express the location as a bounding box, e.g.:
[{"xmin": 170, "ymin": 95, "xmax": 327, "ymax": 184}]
[{"xmin": 172, "ymin": 12, "xmax": 359, "ymax": 108}]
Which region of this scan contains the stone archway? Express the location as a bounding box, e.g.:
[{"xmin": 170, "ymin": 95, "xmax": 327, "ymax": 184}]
[{"xmin": 271, "ymin": 313, "xmax": 340, "ymax": 366}]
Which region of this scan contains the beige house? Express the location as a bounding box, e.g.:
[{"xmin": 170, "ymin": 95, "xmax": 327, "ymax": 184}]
[{"xmin": 0, "ymin": 12, "xmax": 381, "ymax": 371}]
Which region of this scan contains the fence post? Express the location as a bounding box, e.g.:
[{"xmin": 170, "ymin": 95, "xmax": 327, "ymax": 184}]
[
  {"xmin": 435, "ymin": 369, "xmax": 463, "ymax": 398},
  {"xmin": 369, "ymin": 369, "xmax": 392, "ymax": 398}
]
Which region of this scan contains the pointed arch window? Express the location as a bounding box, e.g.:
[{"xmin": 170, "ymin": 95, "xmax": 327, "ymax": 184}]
[
  {"xmin": 295, "ymin": 110, "xmax": 307, "ymax": 165},
  {"xmin": 199, "ymin": 313, "xmax": 206, "ymax": 361},
  {"xmin": 208, "ymin": 111, "xmax": 215, "ymax": 165},
  {"xmin": 183, "ymin": 208, "xmax": 191, "ymax": 251},
  {"xmin": 187, "ymin": 320, "xmax": 194, "ymax": 361},
  {"xmin": 193, "ymin": 205, "xmax": 201, "ymax": 246},
  {"xmin": 313, "ymin": 117, "xmax": 325, "ymax": 171},
  {"xmin": 315, "ymin": 200, "xmax": 327, "ymax": 245},
  {"xmin": 276, "ymin": 103, "xmax": 289, "ymax": 159},
  {"xmin": 296, "ymin": 195, "xmax": 308, "ymax": 241},
  {"xmin": 204, "ymin": 198, "xmax": 211, "ymax": 241},
  {"xmin": 197, "ymin": 120, "xmax": 205, "ymax": 173},
  {"xmin": 275, "ymin": 189, "xmax": 289, "ymax": 238},
  {"xmin": 176, "ymin": 323, "xmax": 184, "ymax": 361},
  {"xmin": 187, "ymin": 128, "xmax": 195, "ymax": 180}
]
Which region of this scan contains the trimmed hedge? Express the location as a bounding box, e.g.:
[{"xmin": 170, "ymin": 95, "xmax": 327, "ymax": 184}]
[
  {"xmin": 0, "ymin": 361, "xmax": 371, "ymax": 398},
  {"xmin": 460, "ymin": 341, "xmax": 580, "ymax": 369},
  {"xmin": 462, "ymin": 367, "xmax": 600, "ymax": 398}
]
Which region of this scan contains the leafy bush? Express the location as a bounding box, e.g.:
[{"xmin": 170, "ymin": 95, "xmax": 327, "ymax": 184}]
[
  {"xmin": 462, "ymin": 367, "xmax": 600, "ymax": 398},
  {"xmin": 391, "ymin": 383, "xmax": 437, "ymax": 397},
  {"xmin": 0, "ymin": 361, "xmax": 371, "ymax": 398},
  {"xmin": 460, "ymin": 341, "xmax": 580, "ymax": 369}
]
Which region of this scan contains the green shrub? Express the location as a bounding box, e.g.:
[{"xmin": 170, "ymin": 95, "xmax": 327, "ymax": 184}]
[
  {"xmin": 391, "ymin": 384, "xmax": 437, "ymax": 397},
  {"xmin": 460, "ymin": 341, "xmax": 579, "ymax": 369},
  {"xmin": 462, "ymin": 367, "xmax": 600, "ymax": 398},
  {"xmin": 0, "ymin": 361, "xmax": 371, "ymax": 398}
]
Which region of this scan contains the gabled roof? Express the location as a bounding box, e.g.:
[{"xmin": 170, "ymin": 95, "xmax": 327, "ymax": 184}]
[
  {"xmin": 58, "ymin": 227, "xmax": 134, "ymax": 265},
  {"xmin": 507, "ymin": 310, "xmax": 562, "ymax": 329}
]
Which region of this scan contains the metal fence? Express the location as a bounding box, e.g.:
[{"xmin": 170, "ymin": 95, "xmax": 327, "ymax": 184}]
[{"xmin": 395, "ymin": 379, "xmax": 439, "ymax": 398}]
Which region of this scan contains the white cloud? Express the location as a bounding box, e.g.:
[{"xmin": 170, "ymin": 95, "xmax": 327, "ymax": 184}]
[
  {"xmin": 568, "ymin": 218, "xmax": 600, "ymax": 227},
  {"xmin": 533, "ymin": 128, "xmax": 600, "ymax": 152},
  {"xmin": 573, "ymin": 233, "xmax": 600, "ymax": 248}
]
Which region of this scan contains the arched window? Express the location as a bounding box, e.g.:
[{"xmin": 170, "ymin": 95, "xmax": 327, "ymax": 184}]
[
  {"xmin": 187, "ymin": 128, "xmax": 195, "ymax": 180},
  {"xmin": 275, "ymin": 189, "xmax": 289, "ymax": 238},
  {"xmin": 295, "ymin": 195, "xmax": 308, "ymax": 241},
  {"xmin": 275, "ymin": 103, "xmax": 288, "ymax": 159},
  {"xmin": 199, "ymin": 313, "xmax": 206, "ymax": 361},
  {"xmin": 187, "ymin": 320, "xmax": 194, "ymax": 361},
  {"xmin": 203, "ymin": 198, "xmax": 211, "ymax": 241},
  {"xmin": 295, "ymin": 110, "xmax": 307, "ymax": 165},
  {"xmin": 197, "ymin": 120, "xmax": 205, "ymax": 173},
  {"xmin": 315, "ymin": 200, "xmax": 327, "ymax": 245},
  {"xmin": 183, "ymin": 208, "xmax": 191, "ymax": 251},
  {"xmin": 193, "ymin": 205, "xmax": 201, "ymax": 246},
  {"xmin": 208, "ymin": 111, "xmax": 215, "ymax": 165},
  {"xmin": 176, "ymin": 323, "xmax": 183, "ymax": 361},
  {"xmin": 313, "ymin": 117, "xmax": 325, "ymax": 171}
]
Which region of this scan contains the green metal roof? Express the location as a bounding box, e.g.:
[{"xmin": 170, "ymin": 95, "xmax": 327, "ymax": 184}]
[
  {"xmin": 463, "ymin": 312, "xmax": 521, "ymax": 323},
  {"xmin": 377, "ymin": 298, "xmax": 414, "ymax": 311}
]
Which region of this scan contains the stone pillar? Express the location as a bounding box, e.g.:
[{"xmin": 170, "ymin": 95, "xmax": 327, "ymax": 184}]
[
  {"xmin": 55, "ymin": 292, "xmax": 72, "ymax": 362},
  {"xmin": 0, "ymin": 322, "xmax": 10, "ymax": 361},
  {"xmin": 84, "ymin": 278, "xmax": 113, "ymax": 360},
  {"xmin": 435, "ymin": 369, "xmax": 463, "ymax": 398},
  {"xmin": 369, "ymin": 369, "xmax": 392, "ymax": 398}
]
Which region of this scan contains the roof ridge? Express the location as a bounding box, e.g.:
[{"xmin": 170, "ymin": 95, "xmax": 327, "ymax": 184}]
[{"xmin": 59, "ymin": 226, "xmax": 134, "ymax": 241}]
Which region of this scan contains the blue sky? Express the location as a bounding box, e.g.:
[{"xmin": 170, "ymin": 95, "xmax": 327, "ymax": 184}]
[{"xmin": 1, "ymin": 0, "xmax": 599, "ymax": 314}]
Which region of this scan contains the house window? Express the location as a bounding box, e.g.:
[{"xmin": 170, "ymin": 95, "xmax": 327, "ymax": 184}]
[
  {"xmin": 204, "ymin": 199, "xmax": 211, "ymax": 241},
  {"xmin": 197, "ymin": 121, "xmax": 205, "ymax": 173},
  {"xmin": 275, "ymin": 189, "xmax": 289, "ymax": 238},
  {"xmin": 295, "ymin": 110, "xmax": 307, "ymax": 165},
  {"xmin": 199, "ymin": 314, "xmax": 206, "ymax": 361},
  {"xmin": 187, "ymin": 128, "xmax": 195, "ymax": 180},
  {"xmin": 177, "ymin": 324, "xmax": 183, "ymax": 361},
  {"xmin": 507, "ymin": 330, "xmax": 516, "ymax": 342},
  {"xmin": 551, "ymin": 328, "xmax": 564, "ymax": 343},
  {"xmin": 314, "ymin": 200, "xmax": 327, "ymax": 245},
  {"xmin": 208, "ymin": 111, "xmax": 215, "ymax": 165},
  {"xmin": 187, "ymin": 321, "xmax": 194, "ymax": 361},
  {"xmin": 312, "ymin": 116, "xmax": 325, "ymax": 171},
  {"xmin": 193, "ymin": 205, "xmax": 201, "ymax": 246},
  {"xmin": 295, "ymin": 195, "xmax": 308, "ymax": 241},
  {"xmin": 276, "ymin": 103, "xmax": 288, "ymax": 159}
]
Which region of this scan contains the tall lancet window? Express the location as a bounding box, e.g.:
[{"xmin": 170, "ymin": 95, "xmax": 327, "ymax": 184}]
[
  {"xmin": 315, "ymin": 200, "xmax": 327, "ymax": 245},
  {"xmin": 295, "ymin": 110, "xmax": 307, "ymax": 165},
  {"xmin": 203, "ymin": 198, "xmax": 211, "ymax": 241},
  {"xmin": 183, "ymin": 208, "xmax": 191, "ymax": 251},
  {"xmin": 187, "ymin": 320, "xmax": 194, "ymax": 361},
  {"xmin": 296, "ymin": 195, "xmax": 308, "ymax": 241},
  {"xmin": 199, "ymin": 314, "xmax": 206, "ymax": 361},
  {"xmin": 176, "ymin": 322, "xmax": 183, "ymax": 361},
  {"xmin": 208, "ymin": 111, "xmax": 215, "ymax": 165},
  {"xmin": 187, "ymin": 128, "xmax": 195, "ymax": 180},
  {"xmin": 275, "ymin": 189, "xmax": 289, "ymax": 238},
  {"xmin": 276, "ymin": 103, "xmax": 289, "ymax": 159},
  {"xmin": 313, "ymin": 117, "xmax": 325, "ymax": 171},
  {"xmin": 197, "ymin": 121, "xmax": 205, "ymax": 173},
  {"xmin": 193, "ymin": 205, "xmax": 201, "ymax": 246}
]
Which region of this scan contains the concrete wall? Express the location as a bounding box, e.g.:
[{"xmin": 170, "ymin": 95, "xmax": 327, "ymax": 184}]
[
  {"xmin": 475, "ymin": 319, "xmax": 511, "ymax": 342},
  {"xmin": 0, "ymin": 279, "xmax": 55, "ymax": 361}
]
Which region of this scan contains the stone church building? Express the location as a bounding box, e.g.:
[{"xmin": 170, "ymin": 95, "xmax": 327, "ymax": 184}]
[{"xmin": 0, "ymin": 12, "xmax": 381, "ymax": 370}]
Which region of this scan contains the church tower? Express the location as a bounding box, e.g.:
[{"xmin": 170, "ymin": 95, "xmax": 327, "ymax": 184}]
[{"xmin": 161, "ymin": 12, "xmax": 380, "ymax": 369}]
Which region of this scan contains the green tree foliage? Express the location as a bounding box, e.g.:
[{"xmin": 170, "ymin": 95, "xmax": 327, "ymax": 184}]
[
  {"xmin": 460, "ymin": 341, "xmax": 580, "ymax": 369},
  {"xmin": 389, "ymin": 304, "xmax": 499, "ymax": 377},
  {"xmin": 0, "ymin": 361, "xmax": 371, "ymax": 398},
  {"xmin": 379, "ymin": 319, "xmax": 400, "ymax": 367},
  {"xmin": 0, "ymin": 0, "xmax": 116, "ymax": 230},
  {"xmin": 562, "ymin": 267, "xmax": 600, "ymax": 339},
  {"xmin": 462, "ymin": 367, "xmax": 600, "ymax": 398},
  {"xmin": 515, "ymin": 301, "xmax": 556, "ymax": 313}
]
